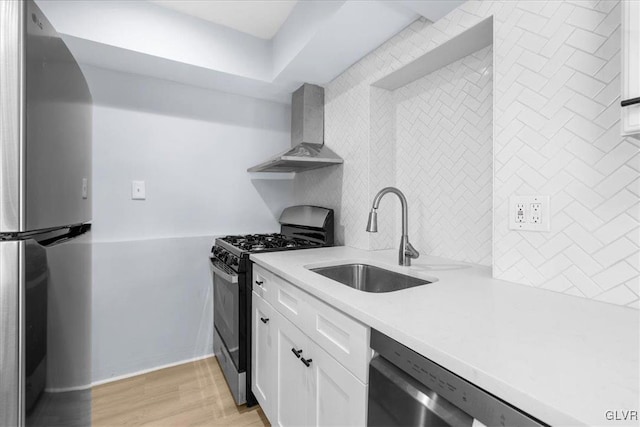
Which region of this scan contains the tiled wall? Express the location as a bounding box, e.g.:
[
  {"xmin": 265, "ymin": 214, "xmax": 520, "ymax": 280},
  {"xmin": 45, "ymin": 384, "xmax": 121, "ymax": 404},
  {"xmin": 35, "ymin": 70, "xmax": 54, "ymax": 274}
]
[
  {"xmin": 294, "ymin": 0, "xmax": 640, "ymax": 308},
  {"xmin": 294, "ymin": 18, "xmax": 441, "ymax": 250},
  {"xmin": 395, "ymin": 46, "xmax": 493, "ymax": 266},
  {"xmin": 369, "ymin": 87, "xmax": 397, "ymax": 251}
]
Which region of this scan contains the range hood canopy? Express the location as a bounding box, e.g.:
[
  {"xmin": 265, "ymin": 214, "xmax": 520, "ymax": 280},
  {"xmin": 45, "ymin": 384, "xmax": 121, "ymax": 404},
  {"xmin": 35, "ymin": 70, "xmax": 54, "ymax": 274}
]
[{"xmin": 247, "ymin": 83, "xmax": 343, "ymax": 173}]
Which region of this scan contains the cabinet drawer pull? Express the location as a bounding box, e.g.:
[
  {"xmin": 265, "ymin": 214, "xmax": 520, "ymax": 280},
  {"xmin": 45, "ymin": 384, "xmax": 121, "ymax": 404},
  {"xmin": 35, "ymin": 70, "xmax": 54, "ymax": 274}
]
[
  {"xmin": 255, "ymin": 280, "xmax": 264, "ymax": 287},
  {"xmin": 301, "ymin": 357, "xmax": 313, "ymax": 367},
  {"xmin": 260, "ymin": 317, "xmax": 269, "ymax": 324},
  {"xmin": 291, "ymin": 348, "xmax": 302, "ymax": 358},
  {"xmin": 621, "ymin": 96, "xmax": 640, "ymax": 107}
]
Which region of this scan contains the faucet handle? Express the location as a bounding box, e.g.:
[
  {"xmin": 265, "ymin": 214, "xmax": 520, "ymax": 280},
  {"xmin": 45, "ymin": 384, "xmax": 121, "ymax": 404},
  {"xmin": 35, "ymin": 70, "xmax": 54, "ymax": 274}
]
[{"xmin": 405, "ymin": 241, "xmax": 420, "ymax": 259}]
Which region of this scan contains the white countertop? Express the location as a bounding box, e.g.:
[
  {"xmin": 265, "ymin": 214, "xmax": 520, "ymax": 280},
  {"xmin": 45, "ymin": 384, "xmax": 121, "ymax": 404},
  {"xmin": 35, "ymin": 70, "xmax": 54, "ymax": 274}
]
[{"xmin": 251, "ymin": 246, "xmax": 639, "ymax": 427}]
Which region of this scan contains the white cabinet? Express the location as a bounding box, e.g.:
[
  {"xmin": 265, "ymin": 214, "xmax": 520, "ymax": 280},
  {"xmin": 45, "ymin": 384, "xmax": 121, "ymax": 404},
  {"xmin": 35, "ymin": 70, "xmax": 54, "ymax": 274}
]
[
  {"xmin": 253, "ymin": 264, "xmax": 371, "ymax": 383},
  {"xmin": 251, "ymin": 264, "xmax": 370, "ymax": 427},
  {"xmin": 274, "ymin": 310, "xmax": 367, "ymax": 427},
  {"xmin": 307, "ymin": 327, "xmax": 368, "ymax": 426},
  {"xmin": 275, "ymin": 310, "xmax": 314, "ymax": 427},
  {"xmin": 252, "ymin": 292, "xmax": 276, "ymax": 421},
  {"xmin": 622, "ymin": 0, "xmax": 640, "ymax": 137}
]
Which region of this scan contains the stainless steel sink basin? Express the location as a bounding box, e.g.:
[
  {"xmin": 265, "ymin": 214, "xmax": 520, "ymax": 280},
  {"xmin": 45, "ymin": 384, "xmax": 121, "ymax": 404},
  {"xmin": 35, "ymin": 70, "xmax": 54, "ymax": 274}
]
[{"xmin": 310, "ymin": 263, "xmax": 431, "ymax": 293}]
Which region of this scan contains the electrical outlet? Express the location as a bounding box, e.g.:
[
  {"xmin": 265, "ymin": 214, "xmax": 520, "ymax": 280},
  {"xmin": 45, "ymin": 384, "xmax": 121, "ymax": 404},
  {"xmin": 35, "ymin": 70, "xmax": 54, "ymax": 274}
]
[
  {"xmin": 530, "ymin": 203, "xmax": 541, "ymax": 223},
  {"xmin": 509, "ymin": 195, "xmax": 550, "ymax": 231},
  {"xmin": 516, "ymin": 203, "xmax": 525, "ymax": 223}
]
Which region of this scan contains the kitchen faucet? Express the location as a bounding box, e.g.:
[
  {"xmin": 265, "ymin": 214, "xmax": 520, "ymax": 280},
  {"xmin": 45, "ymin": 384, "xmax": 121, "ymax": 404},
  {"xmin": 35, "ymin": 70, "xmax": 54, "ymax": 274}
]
[{"xmin": 366, "ymin": 187, "xmax": 420, "ymax": 266}]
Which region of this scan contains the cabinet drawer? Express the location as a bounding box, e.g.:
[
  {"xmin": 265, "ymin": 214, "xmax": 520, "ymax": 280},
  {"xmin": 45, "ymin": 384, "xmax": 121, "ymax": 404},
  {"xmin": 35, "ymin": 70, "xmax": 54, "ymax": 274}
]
[
  {"xmin": 253, "ymin": 264, "xmax": 275, "ymax": 304},
  {"xmin": 306, "ymin": 296, "xmax": 371, "ymax": 383},
  {"xmin": 254, "ymin": 264, "xmax": 308, "ymax": 327},
  {"xmin": 272, "ymin": 274, "xmax": 312, "ymax": 332}
]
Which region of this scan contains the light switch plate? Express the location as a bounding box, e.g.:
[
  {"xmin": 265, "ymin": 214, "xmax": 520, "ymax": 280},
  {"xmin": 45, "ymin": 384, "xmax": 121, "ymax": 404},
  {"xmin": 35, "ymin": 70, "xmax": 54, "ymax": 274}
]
[
  {"xmin": 132, "ymin": 180, "xmax": 146, "ymax": 200},
  {"xmin": 509, "ymin": 195, "xmax": 550, "ymax": 231}
]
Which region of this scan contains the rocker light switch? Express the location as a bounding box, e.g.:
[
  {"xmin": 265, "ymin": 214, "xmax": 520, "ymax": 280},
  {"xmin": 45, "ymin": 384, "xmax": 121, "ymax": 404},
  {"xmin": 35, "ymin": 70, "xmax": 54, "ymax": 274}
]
[{"xmin": 132, "ymin": 181, "xmax": 146, "ymax": 200}]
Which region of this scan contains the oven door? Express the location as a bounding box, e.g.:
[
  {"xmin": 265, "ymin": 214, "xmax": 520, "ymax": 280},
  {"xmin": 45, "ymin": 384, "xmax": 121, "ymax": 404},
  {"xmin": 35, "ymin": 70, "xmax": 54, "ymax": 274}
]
[{"xmin": 211, "ymin": 258, "xmax": 241, "ymax": 369}]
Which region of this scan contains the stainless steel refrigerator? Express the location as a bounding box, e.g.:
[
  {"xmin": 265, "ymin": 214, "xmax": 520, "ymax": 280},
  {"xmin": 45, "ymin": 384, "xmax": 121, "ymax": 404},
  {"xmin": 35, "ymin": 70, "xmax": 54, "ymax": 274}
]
[{"xmin": 1, "ymin": 1, "xmax": 93, "ymax": 426}]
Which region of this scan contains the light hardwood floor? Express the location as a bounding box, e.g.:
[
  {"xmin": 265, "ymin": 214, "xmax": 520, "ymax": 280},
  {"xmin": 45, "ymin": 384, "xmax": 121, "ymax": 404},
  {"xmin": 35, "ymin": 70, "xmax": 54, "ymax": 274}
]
[{"xmin": 93, "ymin": 357, "xmax": 269, "ymax": 427}]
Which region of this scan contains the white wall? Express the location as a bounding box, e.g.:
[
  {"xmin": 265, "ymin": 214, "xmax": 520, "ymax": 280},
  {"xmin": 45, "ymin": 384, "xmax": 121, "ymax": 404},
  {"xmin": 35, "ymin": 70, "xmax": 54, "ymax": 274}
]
[
  {"xmin": 85, "ymin": 66, "xmax": 293, "ymax": 382},
  {"xmin": 295, "ymin": 1, "xmax": 639, "ymax": 308},
  {"xmin": 88, "ymin": 67, "xmax": 293, "ymax": 241},
  {"xmin": 92, "ymin": 237, "xmax": 214, "ymax": 382}
]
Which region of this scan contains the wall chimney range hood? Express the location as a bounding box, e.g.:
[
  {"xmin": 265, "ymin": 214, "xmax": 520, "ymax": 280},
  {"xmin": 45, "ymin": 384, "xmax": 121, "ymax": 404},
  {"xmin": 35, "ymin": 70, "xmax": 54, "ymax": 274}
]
[{"xmin": 247, "ymin": 83, "xmax": 343, "ymax": 173}]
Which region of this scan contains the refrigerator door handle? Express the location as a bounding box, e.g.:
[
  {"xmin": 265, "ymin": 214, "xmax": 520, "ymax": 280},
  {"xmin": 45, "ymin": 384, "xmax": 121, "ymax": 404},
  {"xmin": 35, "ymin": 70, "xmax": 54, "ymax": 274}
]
[{"xmin": 37, "ymin": 224, "xmax": 91, "ymax": 247}]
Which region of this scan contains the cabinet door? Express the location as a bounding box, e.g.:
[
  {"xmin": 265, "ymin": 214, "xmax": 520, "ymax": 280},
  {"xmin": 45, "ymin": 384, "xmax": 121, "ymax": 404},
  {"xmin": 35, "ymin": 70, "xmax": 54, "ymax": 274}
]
[
  {"xmin": 308, "ymin": 341, "xmax": 368, "ymax": 427},
  {"xmin": 252, "ymin": 292, "xmax": 276, "ymax": 422},
  {"xmin": 275, "ymin": 312, "xmax": 313, "ymax": 427},
  {"xmin": 622, "ymin": 0, "xmax": 640, "ymax": 136}
]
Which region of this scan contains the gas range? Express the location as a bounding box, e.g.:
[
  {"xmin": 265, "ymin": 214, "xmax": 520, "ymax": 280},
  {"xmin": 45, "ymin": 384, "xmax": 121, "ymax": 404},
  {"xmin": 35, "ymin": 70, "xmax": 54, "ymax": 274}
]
[
  {"xmin": 213, "ymin": 233, "xmax": 324, "ymax": 269},
  {"xmin": 209, "ymin": 206, "xmax": 334, "ymax": 407},
  {"xmin": 222, "ymin": 233, "xmax": 323, "ymax": 253}
]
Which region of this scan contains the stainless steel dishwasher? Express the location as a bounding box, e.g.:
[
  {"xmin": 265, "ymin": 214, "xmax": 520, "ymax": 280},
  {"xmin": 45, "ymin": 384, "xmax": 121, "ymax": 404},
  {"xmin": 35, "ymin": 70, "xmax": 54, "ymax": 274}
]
[{"xmin": 368, "ymin": 329, "xmax": 546, "ymax": 427}]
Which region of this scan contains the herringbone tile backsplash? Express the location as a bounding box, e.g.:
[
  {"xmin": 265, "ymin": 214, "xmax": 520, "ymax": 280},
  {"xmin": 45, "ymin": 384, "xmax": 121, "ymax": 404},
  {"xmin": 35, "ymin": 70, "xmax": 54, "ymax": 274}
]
[
  {"xmin": 395, "ymin": 46, "xmax": 493, "ymax": 266},
  {"xmin": 294, "ymin": 0, "xmax": 639, "ymax": 308}
]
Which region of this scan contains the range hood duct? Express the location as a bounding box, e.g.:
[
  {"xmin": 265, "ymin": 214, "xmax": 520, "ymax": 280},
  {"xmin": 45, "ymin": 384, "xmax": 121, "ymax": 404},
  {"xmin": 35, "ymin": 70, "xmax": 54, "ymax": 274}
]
[{"xmin": 247, "ymin": 83, "xmax": 343, "ymax": 173}]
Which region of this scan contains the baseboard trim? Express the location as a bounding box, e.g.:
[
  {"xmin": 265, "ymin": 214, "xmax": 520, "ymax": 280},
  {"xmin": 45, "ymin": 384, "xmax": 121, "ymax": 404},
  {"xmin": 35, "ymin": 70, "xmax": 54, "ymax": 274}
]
[
  {"xmin": 45, "ymin": 383, "xmax": 92, "ymax": 393},
  {"xmin": 91, "ymin": 353, "xmax": 216, "ymax": 387}
]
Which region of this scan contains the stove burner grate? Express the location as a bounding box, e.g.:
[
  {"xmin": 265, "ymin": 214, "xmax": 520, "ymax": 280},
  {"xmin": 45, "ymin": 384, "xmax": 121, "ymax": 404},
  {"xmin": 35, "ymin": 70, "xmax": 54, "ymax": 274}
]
[{"xmin": 221, "ymin": 233, "xmax": 321, "ymax": 252}]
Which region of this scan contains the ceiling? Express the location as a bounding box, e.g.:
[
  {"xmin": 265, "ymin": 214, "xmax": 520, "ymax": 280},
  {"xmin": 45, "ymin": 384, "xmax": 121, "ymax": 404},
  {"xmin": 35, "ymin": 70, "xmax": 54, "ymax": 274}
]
[
  {"xmin": 148, "ymin": 0, "xmax": 298, "ymax": 39},
  {"xmin": 36, "ymin": 0, "xmax": 465, "ymax": 103}
]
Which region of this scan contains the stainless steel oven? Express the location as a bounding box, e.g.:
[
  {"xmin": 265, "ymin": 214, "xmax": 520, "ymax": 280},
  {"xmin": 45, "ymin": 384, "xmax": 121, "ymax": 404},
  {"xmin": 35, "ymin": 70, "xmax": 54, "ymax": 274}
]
[
  {"xmin": 210, "ymin": 257, "xmax": 246, "ymax": 404},
  {"xmin": 210, "ymin": 205, "xmax": 334, "ymax": 407},
  {"xmin": 212, "ymin": 259, "xmax": 239, "ymax": 366},
  {"xmin": 368, "ymin": 329, "xmax": 546, "ymax": 427}
]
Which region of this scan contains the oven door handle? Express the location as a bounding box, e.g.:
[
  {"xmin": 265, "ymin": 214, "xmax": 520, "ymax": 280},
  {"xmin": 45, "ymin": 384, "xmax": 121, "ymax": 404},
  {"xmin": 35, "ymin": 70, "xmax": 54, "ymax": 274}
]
[{"xmin": 210, "ymin": 258, "xmax": 238, "ymax": 284}]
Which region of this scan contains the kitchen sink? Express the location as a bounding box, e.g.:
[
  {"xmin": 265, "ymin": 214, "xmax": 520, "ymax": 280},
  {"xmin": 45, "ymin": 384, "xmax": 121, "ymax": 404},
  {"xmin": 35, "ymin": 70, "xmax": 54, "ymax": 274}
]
[{"xmin": 310, "ymin": 263, "xmax": 431, "ymax": 293}]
